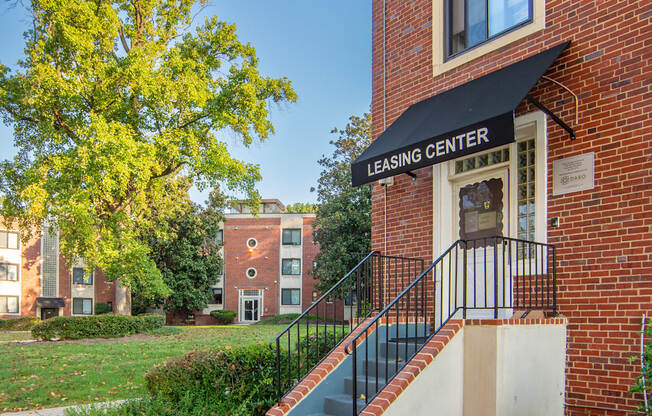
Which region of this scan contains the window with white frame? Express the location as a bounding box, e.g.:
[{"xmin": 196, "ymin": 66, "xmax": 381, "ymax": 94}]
[
  {"xmin": 73, "ymin": 298, "xmax": 93, "ymax": 315},
  {"xmin": 282, "ymin": 229, "xmax": 301, "ymax": 245},
  {"xmin": 282, "ymin": 259, "xmax": 301, "ymax": 275},
  {"xmin": 0, "ymin": 231, "xmax": 19, "ymax": 249},
  {"xmin": 281, "ymin": 289, "xmax": 300, "ymax": 305},
  {"xmin": 0, "ymin": 263, "xmax": 18, "ymax": 281},
  {"xmin": 0, "ymin": 296, "xmax": 18, "ymax": 313},
  {"xmin": 72, "ymin": 267, "xmax": 93, "ymax": 285}
]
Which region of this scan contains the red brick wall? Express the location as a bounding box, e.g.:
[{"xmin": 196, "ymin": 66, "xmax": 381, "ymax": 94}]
[
  {"xmin": 19, "ymin": 234, "xmax": 41, "ymax": 317},
  {"xmin": 223, "ymin": 217, "xmax": 281, "ymax": 321},
  {"xmin": 371, "ymin": 0, "xmax": 651, "ymax": 412}
]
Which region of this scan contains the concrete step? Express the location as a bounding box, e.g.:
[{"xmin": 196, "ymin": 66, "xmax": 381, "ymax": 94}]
[
  {"xmin": 323, "ymin": 394, "xmax": 366, "ymax": 415},
  {"xmin": 378, "ymin": 340, "xmax": 419, "ymax": 360},
  {"xmin": 343, "ymin": 375, "xmax": 387, "ymax": 396},
  {"xmin": 363, "ymin": 357, "xmax": 404, "ymax": 379}
]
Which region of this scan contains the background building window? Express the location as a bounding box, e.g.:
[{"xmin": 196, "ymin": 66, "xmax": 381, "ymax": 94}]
[
  {"xmin": 0, "ymin": 296, "xmax": 19, "ymax": 313},
  {"xmin": 282, "ymin": 229, "xmax": 301, "ymax": 245},
  {"xmin": 0, "ymin": 264, "xmax": 18, "ymax": 281},
  {"xmin": 72, "ymin": 267, "xmax": 93, "ymax": 285},
  {"xmin": 246, "ymin": 267, "xmax": 257, "ymax": 279},
  {"xmin": 282, "ymin": 259, "xmax": 301, "ymax": 275},
  {"xmin": 73, "ymin": 298, "xmax": 93, "ymax": 315},
  {"xmin": 344, "ymin": 290, "xmax": 358, "ymax": 306},
  {"xmin": 216, "ymin": 230, "xmax": 223, "ymax": 245},
  {"xmin": 281, "ymin": 289, "xmax": 300, "ymax": 305},
  {"xmin": 0, "ymin": 231, "xmax": 19, "ymax": 249},
  {"xmin": 212, "ymin": 288, "xmax": 223, "ymax": 305},
  {"xmin": 447, "ymin": 0, "xmax": 532, "ymax": 57}
]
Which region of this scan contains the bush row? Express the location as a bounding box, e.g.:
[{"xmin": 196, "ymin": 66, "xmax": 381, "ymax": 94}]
[
  {"xmin": 0, "ymin": 316, "xmax": 41, "ymax": 331},
  {"xmin": 209, "ymin": 309, "xmax": 236, "ymax": 324},
  {"xmin": 31, "ymin": 314, "xmax": 165, "ymax": 340}
]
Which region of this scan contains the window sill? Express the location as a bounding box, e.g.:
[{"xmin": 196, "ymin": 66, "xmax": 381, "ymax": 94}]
[{"xmin": 433, "ymin": 0, "xmax": 545, "ymax": 77}]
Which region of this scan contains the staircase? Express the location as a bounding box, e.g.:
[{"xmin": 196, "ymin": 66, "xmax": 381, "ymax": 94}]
[{"xmin": 270, "ymin": 236, "xmax": 557, "ymax": 416}]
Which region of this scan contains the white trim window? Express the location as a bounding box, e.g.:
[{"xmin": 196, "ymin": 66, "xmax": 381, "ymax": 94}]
[
  {"xmin": 0, "ymin": 263, "xmax": 19, "ymax": 281},
  {"xmin": 73, "ymin": 297, "xmax": 93, "ymax": 315},
  {"xmin": 0, "ymin": 231, "xmax": 19, "ymax": 249},
  {"xmin": 281, "ymin": 258, "xmax": 301, "ymax": 275},
  {"xmin": 0, "ymin": 296, "xmax": 19, "ymax": 314},
  {"xmin": 281, "ymin": 288, "xmax": 300, "ymax": 306}
]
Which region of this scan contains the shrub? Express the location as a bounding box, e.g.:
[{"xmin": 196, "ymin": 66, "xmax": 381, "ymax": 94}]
[
  {"xmin": 209, "ymin": 309, "xmax": 236, "ymax": 325},
  {"xmin": 95, "ymin": 302, "xmax": 111, "ymax": 315},
  {"xmin": 0, "ymin": 316, "xmax": 40, "ymax": 331},
  {"xmin": 145, "ymin": 344, "xmax": 292, "ymax": 416},
  {"xmin": 31, "ymin": 314, "xmax": 165, "ymax": 341}
]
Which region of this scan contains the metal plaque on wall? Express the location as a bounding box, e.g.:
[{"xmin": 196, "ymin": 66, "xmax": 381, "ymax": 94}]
[{"xmin": 553, "ymin": 152, "xmax": 595, "ymax": 196}]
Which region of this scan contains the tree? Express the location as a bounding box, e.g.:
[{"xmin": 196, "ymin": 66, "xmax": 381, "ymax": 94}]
[
  {"xmin": 134, "ymin": 185, "xmax": 224, "ymax": 315},
  {"xmin": 0, "ymin": 1, "xmax": 296, "ymax": 299},
  {"xmin": 312, "ymin": 113, "xmax": 372, "ymax": 292},
  {"xmin": 286, "ymin": 202, "xmax": 317, "ymax": 213}
]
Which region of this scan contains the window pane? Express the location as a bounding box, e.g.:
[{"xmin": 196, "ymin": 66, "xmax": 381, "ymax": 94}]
[
  {"xmin": 73, "ymin": 299, "xmax": 82, "ymax": 314},
  {"xmin": 0, "ymin": 264, "xmax": 6, "ymax": 280},
  {"xmin": 7, "ymin": 264, "xmax": 18, "ymax": 281},
  {"xmin": 291, "ymin": 290, "xmax": 300, "ymax": 305},
  {"xmin": 0, "ymin": 297, "xmax": 6, "ymax": 313},
  {"xmin": 291, "ymin": 260, "xmax": 300, "ymax": 275},
  {"xmin": 216, "ymin": 230, "xmax": 223, "ymax": 245},
  {"xmin": 283, "ymin": 229, "xmax": 301, "ymax": 245},
  {"xmin": 212, "ymin": 288, "xmax": 222, "ymax": 304},
  {"xmin": 0, "ymin": 232, "xmax": 6, "ymax": 249},
  {"xmin": 7, "ymin": 233, "xmax": 18, "ymax": 249},
  {"xmin": 449, "ymin": 0, "xmax": 466, "ymax": 54},
  {"xmin": 466, "ymin": 0, "xmax": 488, "ymax": 47},
  {"xmin": 489, "ymin": 0, "xmax": 530, "ymax": 36},
  {"xmin": 83, "ymin": 299, "xmax": 92, "ymax": 315},
  {"xmin": 7, "ymin": 297, "xmax": 18, "ymax": 313}
]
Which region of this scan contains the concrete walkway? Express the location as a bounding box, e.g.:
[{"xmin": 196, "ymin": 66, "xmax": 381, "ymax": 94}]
[{"xmin": 1, "ymin": 400, "xmax": 128, "ymax": 416}]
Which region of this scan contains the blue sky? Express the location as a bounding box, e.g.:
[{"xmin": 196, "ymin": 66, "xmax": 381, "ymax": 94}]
[{"xmin": 0, "ymin": 1, "xmax": 372, "ymax": 206}]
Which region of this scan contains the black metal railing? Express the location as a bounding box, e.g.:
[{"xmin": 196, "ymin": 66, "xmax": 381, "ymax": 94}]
[
  {"xmin": 343, "ymin": 236, "xmax": 557, "ymax": 415},
  {"xmin": 270, "ymin": 251, "xmax": 425, "ymax": 405}
]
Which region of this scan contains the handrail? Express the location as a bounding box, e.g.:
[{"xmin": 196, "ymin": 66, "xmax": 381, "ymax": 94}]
[
  {"xmin": 343, "ymin": 236, "xmax": 557, "ymax": 415},
  {"xmin": 343, "ymin": 241, "xmax": 457, "ymax": 355},
  {"xmin": 269, "ymin": 250, "xmax": 379, "ymax": 346}
]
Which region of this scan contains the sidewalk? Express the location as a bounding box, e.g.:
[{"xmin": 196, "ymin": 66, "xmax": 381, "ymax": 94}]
[{"xmin": 2, "ymin": 400, "xmax": 128, "ymax": 416}]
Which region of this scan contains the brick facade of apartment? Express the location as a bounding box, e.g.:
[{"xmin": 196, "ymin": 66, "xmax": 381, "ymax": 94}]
[
  {"xmin": 0, "ymin": 224, "xmax": 122, "ymax": 320},
  {"xmin": 368, "ymin": 1, "xmax": 650, "ymax": 414},
  {"xmin": 170, "ymin": 200, "xmax": 325, "ymax": 325}
]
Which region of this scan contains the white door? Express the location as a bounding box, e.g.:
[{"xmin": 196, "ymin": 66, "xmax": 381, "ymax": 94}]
[
  {"xmin": 239, "ymin": 290, "xmax": 262, "ymax": 322},
  {"xmin": 450, "ymin": 167, "xmax": 512, "ymax": 319}
]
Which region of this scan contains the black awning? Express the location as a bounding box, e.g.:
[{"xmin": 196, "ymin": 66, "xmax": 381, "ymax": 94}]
[
  {"xmin": 36, "ymin": 297, "xmax": 65, "ymax": 308},
  {"xmin": 351, "ymin": 41, "xmax": 569, "ymax": 186}
]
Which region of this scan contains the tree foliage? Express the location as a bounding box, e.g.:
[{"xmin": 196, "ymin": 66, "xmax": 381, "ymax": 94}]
[
  {"xmin": 285, "ymin": 202, "xmax": 317, "ymax": 213},
  {"xmin": 135, "ymin": 186, "xmax": 224, "ymax": 315},
  {"xmin": 0, "ymin": 0, "xmax": 296, "ymax": 298},
  {"xmin": 312, "ymin": 113, "xmax": 372, "ymax": 292}
]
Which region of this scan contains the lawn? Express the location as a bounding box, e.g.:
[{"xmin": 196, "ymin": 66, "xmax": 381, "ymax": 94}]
[
  {"xmin": 0, "ymin": 325, "xmax": 287, "ymax": 413},
  {"xmin": 0, "ymin": 331, "xmax": 33, "ymax": 342}
]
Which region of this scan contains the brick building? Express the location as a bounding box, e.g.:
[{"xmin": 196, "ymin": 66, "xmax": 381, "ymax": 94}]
[
  {"xmin": 0, "ymin": 222, "xmax": 127, "ymax": 320},
  {"xmin": 358, "ymin": 0, "xmax": 650, "ymax": 414},
  {"xmin": 267, "ymin": 1, "xmax": 650, "ymax": 416},
  {"xmin": 176, "ymin": 199, "xmax": 322, "ymax": 325}
]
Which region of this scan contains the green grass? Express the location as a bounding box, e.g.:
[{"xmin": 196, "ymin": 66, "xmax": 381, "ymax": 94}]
[
  {"xmin": 257, "ymin": 313, "xmax": 341, "ymax": 325},
  {"xmin": 0, "ymin": 325, "xmax": 287, "ymax": 412},
  {"xmin": 0, "ymin": 331, "xmax": 33, "ymax": 342}
]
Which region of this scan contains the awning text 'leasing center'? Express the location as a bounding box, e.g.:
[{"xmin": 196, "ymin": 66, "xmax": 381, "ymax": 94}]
[{"xmin": 351, "ymin": 42, "xmax": 570, "ymax": 187}]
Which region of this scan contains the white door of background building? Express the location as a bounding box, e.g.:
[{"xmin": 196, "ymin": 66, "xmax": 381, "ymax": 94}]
[{"xmin": 239, "ymin": 290, "xmax": 263, "ymax": 323}]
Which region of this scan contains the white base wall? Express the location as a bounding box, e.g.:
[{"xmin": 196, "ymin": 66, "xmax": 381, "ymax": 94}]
[{"xmin": 383, "ymin": 322, "xmax": 566, "ymax": 416}]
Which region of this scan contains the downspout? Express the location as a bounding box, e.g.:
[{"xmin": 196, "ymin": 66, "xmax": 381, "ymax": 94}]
[{"xmin": 382, "ymin": 0, "xmax": 388, "ymax": 308}]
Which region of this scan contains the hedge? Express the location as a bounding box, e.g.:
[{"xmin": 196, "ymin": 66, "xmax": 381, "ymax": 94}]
[
  {"xmin": 209, "ymin": 309, "xmax": 236, "ymax": 325},
  {"xmin": 145, "ymin": 345, "xmax": 293, "ymax": 416},
  {"xmin": 0, "ymin": 316, "xmax": 40, "ymax": 331},
  {"xmin": 31, "ymin": 314, "xmax": 165, "ymax": 341}
]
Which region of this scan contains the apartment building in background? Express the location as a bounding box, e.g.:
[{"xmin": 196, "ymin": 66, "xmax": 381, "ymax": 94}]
[
  {"xmin": 0, "ymin": 222, "xmax": 127, "ymax": 320},
  {"xmin": 169, "ymin": 199, "xmax": 322, "ymax": 325}
]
